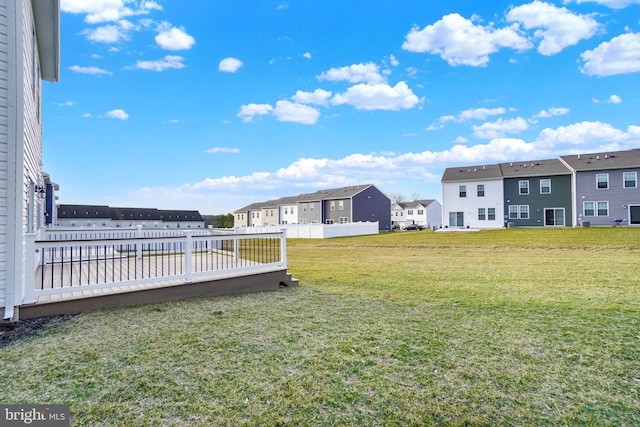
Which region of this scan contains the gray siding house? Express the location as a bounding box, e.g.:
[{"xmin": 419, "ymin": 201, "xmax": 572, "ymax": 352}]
[
  {"xmin": 57, "ymin": 205, "xmax": 205, "ymax": 229},
  {"xmin": 234, "ymin": 184, "xmax": 391, "ymax": 231},
  {"xmin": 500, "ymin": 159, "xmax": 573, "ymax": 227},
  {"xmin": 559, "ymin": 150, "xmax": 640, "ymax": 226}
]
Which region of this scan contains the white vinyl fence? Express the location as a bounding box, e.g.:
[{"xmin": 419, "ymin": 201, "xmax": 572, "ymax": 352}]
[{"xmin": 236, "ymin": 221, "xmax": 379, "ymax": 238}]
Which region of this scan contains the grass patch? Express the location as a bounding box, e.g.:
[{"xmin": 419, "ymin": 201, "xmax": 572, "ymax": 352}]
[{"xmin": 1, "ymin": 228, "xmax": 638, "ymax": 425}]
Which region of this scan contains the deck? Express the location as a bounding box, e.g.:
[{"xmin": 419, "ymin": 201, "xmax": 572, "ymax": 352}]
[{"xmin": 18, "ymin": 229, "xmax": 297, "ymax": 320}]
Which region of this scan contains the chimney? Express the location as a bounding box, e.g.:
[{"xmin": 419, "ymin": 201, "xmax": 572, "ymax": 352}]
[{"xmin": 577, "ymin": 154, "xmax": 581, "ymax": 160}]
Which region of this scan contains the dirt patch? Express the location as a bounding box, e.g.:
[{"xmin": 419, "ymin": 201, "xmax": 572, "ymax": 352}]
[{"xmin": 0, "ymin": 314, "xmax": 76, "ymax": 347}]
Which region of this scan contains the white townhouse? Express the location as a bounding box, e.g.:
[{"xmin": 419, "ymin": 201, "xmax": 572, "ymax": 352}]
[
  {"xmin": 392, "ymin": 199, "xmax": 442, "ymax": 229},
  {"xmin": 441, "ymin": 164, "xmax": 504, "ymax": 229},
  {"xmin": 1, "ymin": 0, "xmax": 60, "ymax": 319}
]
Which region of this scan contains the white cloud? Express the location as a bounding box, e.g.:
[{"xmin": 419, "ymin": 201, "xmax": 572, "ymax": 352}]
[
  {"xmin": 105, "ymin": 109, "xmax": 129, "ymax": 120},
  {"xmin": 331, "ymin": 82, "xmax": 421, "ymax": 111},
  {"xmin": 473, "ymin": 117, "xmax": 529, "ymax": 139},
  {"xmin": 69, "ymin": 65, "xmax": 112, "ymax": 75},
  {"xmin": 580, "ymin": 33, "xmax": 640, "ymax": 76},
  {"xmin": 506, "ymin": 1, "xmax": 601, "ymax": 56},
  {"xmin": 607, "ymin": 94, "xmax": 622, "ymax": 104},
  {"xmin": 135, "ymin": 55, "xmax": 185, "ymax": 71},
  {"xmin": 534, "ymin": 107, "xmax": 570, "ymax": 118},
  {"xmin": 402, "ymin": 13, "xmax": 531, "ymax": 66},
  {"xmin": 55, "ymin": 101, "xmax": 75, "ymax": 107},
  {"xmin": 237, "ymin": 103, "xmax": 274, "ymax": 122},
  {"xmin": 273, "ymin": 100, "xmax": 320, "ymax": 125},
  {"xmin": 534, "ymin": 121, "xmax": 634, "ymax": 147},
  {"xmin": 317, "ymin": 62, "xmax": 386, "ymax": 84},
  {"xmin": 218, "ymin": 57, "xmax": 243, "ymax": 73},
  {"xmin": 82, "ymin": 113, "xmax": 92, "ymax": 118},
  {"xmin": 83, "ymin": 24, "xmax": 129, "ymax": 43},
  {"xmin": 291, "ymin": 89, "xmax": 332, "ymax": 106},
  {"xmin": 303, "ymin": 52, "xmax": 312, "ymax": 59},
  {"xmin": 389, "ymin": 55, "xmax": 400, "ymax": 67},
  {"xmin": 61, "ymin": 0, "xmax": 162, "ymax": 23},
  {"xmin": 568, "ymin": 0, "xmax": 640, "ymax": 8},
  {"xmin": 155, "ymin": 24, "xmax": 195, "ymax": 50},
  {"xmin": 206, "ymin": 147, "xmax": 240, "ymax": 154}
]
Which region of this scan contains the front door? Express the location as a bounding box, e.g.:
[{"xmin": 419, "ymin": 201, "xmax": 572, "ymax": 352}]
[
  {"xmin": 544, "ymin": 208, "xmax": 565, "ymax": 227},
  {"xmin": 630, "ymin": 205, "xmax": 640, "ymax": 225}
]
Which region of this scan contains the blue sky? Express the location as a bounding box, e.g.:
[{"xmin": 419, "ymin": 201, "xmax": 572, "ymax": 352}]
[{"xmin": 44, "ymin": 0, "xmax": 640, "ymax": 214}]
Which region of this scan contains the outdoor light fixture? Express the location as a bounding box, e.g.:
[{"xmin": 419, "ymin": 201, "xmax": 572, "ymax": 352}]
[{"xmin": 34, "ymin": 185, "xmax": 46, "ymax": 198}]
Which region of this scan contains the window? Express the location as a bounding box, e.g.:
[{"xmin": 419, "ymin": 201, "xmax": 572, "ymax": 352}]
[
  {"xmin": 330, "ymin": 201, "xmax": 335, "ymax": 211},
  {"xmin": 488, "ymin": 208, "xmax": 496, "ymax": 221},
  {"xmin": 478, "ymin": 208, "xmax": 486, "ymax": 221},
  {"xmin": 597, "ymin": 201, "xmax": 609, "ymax": 216},
  {"xmin": 310, "ymin": 203, "xmax": 314, "ymax": 212},
  {"xmin": 597, "ymin": 174, "xmax": 609, "ymax": 189},
  {"xmin": 477, "ymin": 184, "xmax": 485, "ymax": 197},
  {"xmin": 459, "ymin": 185, "xmax": 467, "ymax": 197},
  {"xmin": 407, "ymin": 210, "xmax": 413, "ymax": 215},
  {"xmin": 509, "ymin": 205, "xmax": 519, "ymax": 219},
  {"xmin": 540, "ymin": 179, "xmax": 551, "ymax": 194},
  {"xmin": 284, "ymin": 208, "xmax": 288, "ymax": 214},
  {"xmin": 583, "ymin": 201, "xmax": 595, "ymax": 216},
  {"xmin": 509, "ymin": 205, "xmax": 529, "ymax": 219},
  {"xmin": 519, "ymin": 180, "xmax": 529, "ymax": 195},
  {"xmin": 624, "ymin": 172, "xmax": 637, "ymax": 188},
  {"xmin": 326, "ymin": 219, "xmax": 334, "ymax": 224},
  {"xmin": 339, "ymin": 200, "xmax": 344, "ymax": 211},
  {"xmin": 339, "ymin": 217, "xmax": 349, "ymax": 224},
  {"xmin": 417, "ymin": 209, "xmax": 424, "ymax": 215}
]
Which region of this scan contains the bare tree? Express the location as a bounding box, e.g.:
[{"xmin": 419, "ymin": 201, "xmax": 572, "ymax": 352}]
[
  {"xmin": 387, "ymin": 193, "xmax": 406, "ymax": 203},
  {"xmin": 410, "ymin": 193, "xmax": 421, "ymax": 201}
]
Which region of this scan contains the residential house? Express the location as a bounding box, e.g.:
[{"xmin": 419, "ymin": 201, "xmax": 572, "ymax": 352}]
[
  {"xmin": 500, "ymin": 159, "xmax": 572, "ymax": 227},
  {"xmin": 234, "ymin": 184, "xmax": 391, "ymax": 231},
  {"xmin": 392, "ymin": 199, "xmax": 442, "ymax": 229},
  {"xmin": 441, "ymin": 164, "xmax": 504, "ymax": 229},
  {"xmin": 56, "ymin": 205, "xmax": 205, "ymax": 229},
  {"xmin": 559, "ymin": 149, "xmax": 640, "ymax": 226},
  {"xmin": 1, "ymin": 0, "xmax": 60, "ymax": 319}
]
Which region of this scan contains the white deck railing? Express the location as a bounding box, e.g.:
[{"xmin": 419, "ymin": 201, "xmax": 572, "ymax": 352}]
[{"xmin": 23, "ymin": 229, "xmax": 286, "ymax": 304}]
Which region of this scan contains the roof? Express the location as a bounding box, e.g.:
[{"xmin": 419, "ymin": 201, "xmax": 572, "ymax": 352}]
[
  {"xmin": 57, "ymin": 204, "xmax": 112, "ymax": 219},
  {"xmin": 33, "ymin": 0, "xmax": 60, "ymax": 82},
  {"xmin": 57, "ymin": 205, "xmax": 204, "ymax": 222},
  {"xmin": 499, "ymin": 158, "xmax": 571, "ymax": 177},
  {"xmin": 559, "ymin": 149, "xmax": 640, "ymax": 171},
  {"xmin": 441, "ymin": 164, "xmax": 503, "ymax": 182},
  {"xmin": 396, "ymin": 199, "xmax": 437, "ymax": 209},
  {"xmin": 234, "ymin": 184, "xmax": 378, "ymax": 212}
]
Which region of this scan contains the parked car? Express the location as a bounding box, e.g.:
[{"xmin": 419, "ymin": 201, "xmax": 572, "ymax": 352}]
[{"xmin": 404, "ymin": 223, "xmax": 424, "ymax": 231}]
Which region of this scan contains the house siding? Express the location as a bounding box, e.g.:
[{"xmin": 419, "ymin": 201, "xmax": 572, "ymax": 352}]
[
  {"xmin": 352, "ymin": 186, "xmax": 391, "ymax": 231},
  {"xmin": 323, "ymin": 198, "xmax": 352, "ymax": 224},
  {"xmin": 443, "ymin": 179, "xmax": 504, "ymax": 229},
  {"xmin": 575, "ymin": 169, "xmax": 640, "ymax": 226},
  {"xmin": 0, "ymin": 1, "xmax": 8, "ymax": 308},
  {"xmin": 503, "ymin": 175, "xmax": 572, "ymax": 227}
]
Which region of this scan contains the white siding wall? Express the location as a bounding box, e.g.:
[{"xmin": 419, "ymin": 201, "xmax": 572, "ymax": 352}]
[
  {"xmin": 442, "ymin": 179, "xmax": 504, "ymax": 229},
  {"xmin": 0, "ymin": 1, "xmax": 8, "ymax": 309},
  {"xmin": 1, "ymin": 0, "xmax": 43, "ymax": 315}
]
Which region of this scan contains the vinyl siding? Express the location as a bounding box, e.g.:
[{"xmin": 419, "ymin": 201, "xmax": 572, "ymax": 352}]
[
  {"xmin": 0, "ymin": 1, "xmax": 9, "ymax": 309},
  {"xmin": 503, "ymin": 175, "xmax": 573, "ymax": 227},
  {"xmin": 575, "ymin": 169, "xmax": 640, "ymax": 226},
  {"xmin": 443, "ymin": 179, "xmax": 504, "ymax": 229}
]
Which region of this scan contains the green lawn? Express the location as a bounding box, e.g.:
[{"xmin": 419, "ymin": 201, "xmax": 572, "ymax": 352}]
[{"xmin": 1, "ymin": 228, "xmax": 639, "ymax": 426}]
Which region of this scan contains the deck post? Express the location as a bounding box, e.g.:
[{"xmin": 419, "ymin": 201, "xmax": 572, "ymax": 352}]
[
  {"xmin": 185, "ymin": 231, "xmax": 193, "ymax": 283},
  {"xmin": 24, "ymin": 233, "xmax": 38, "ymax": 304},
  {"xmin": 136, "ymin": 225, "xmax": 143, "ymax": 259},
  {"xmin": 280, "ymin": 228, "xmax": 287, "ymax": 268}
]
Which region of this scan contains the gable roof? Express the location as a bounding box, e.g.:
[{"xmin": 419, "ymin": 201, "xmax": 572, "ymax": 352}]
[
  {"xmin": 559, "ymin": 149, "xmax": 640, "ymax": 171},
  {"xmin": 499, "ymin": 158, "xmax": 571, "ymax": 177},
  {"xmin": 396, "ymin": 199, "xmax": 437, "ymax": 209},
  {"xmin": 57, "ymin": 204, "xmax": 111, "ymax": 219},
  {"xmin": 441, "ymin": 164, "xmax": 502, "ymax": 182},
  {"xmin": 57, "ymin": 205, "xmax": 203, "ymax": 222}
]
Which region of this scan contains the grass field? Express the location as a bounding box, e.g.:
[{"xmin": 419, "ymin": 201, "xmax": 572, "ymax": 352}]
[{"xmin": 1, "ymin": 228, "xmax": 639, "ymax": 426}]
